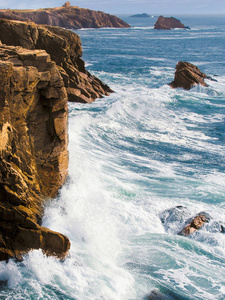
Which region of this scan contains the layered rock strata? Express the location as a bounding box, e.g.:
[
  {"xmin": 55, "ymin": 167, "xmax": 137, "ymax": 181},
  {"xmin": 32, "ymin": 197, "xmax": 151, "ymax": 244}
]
[
  {"xmin": 154, "ymin": 16, "xmax": 189, "ymax": 30},
  {"xmin": 0, "ymin": 19, "xmax": 113, "ymax": 103},
  {"xmin": 0, "ymin": 6, "xmax": 130, "ymax": 29},
  {"xmin": 170, "ymin": 61, "xmax": 209, "ymax": 90},
  {"xmin": 0, "ymin": 44, "xmax": 70, "ymax": 260}
]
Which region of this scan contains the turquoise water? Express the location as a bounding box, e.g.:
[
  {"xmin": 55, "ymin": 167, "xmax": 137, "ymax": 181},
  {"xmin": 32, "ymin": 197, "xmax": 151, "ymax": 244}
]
[{"xmin": 1, "ymin": 15, "xmax": 225, "ymax": 300}]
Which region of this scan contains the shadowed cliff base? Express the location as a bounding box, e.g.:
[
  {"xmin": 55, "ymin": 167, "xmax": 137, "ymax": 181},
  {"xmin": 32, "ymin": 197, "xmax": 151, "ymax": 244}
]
[
  {"xmin": 0, "ymin": 19, "xmax": 113, "ymax": 103},
  {"xmin": 0, "ymin": 5, "xmax": 130, "ymax": 29}
]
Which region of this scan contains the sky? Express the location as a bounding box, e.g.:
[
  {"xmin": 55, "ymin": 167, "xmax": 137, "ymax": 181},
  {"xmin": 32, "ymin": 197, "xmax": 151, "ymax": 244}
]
[{"xmin": 0, "ymin": 0, "xmax": 225, "ymax": 15}]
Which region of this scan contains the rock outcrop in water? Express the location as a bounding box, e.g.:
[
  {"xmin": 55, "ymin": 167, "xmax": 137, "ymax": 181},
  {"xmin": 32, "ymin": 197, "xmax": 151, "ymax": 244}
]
[
  {"xmin": 154, "ymin": 16, "xmax": 189, "ymax": 30},
  {"xmin": 0, "ymin": 5, "xmax": 130, "ymax": 29},
  {"xmin": 0, "ymin": 19, "xmax": 113, "ymax": 103},
  {"xmin": 0, "ymin": 44, "xmax": 70, "ymax": 260},
  {"xmin": 178, "ymin": 212, "xmax": 211, "ymax": 236},
  {"xmin": 170, "ymin": 61, "xmax": 210, "ymax": 90}
]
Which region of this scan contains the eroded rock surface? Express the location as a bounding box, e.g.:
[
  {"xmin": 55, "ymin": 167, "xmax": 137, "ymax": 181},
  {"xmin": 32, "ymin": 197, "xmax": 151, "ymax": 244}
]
[
  {"xmin": 0, "ymin": 44, "xmax": 70, "ymax": 260},
  {"xmin": 0, "ymin": 19, "xmax": 113, "ymax": 103},
  {"xmin": 0, "ymin": 6, "xmax": 130, "ymax": 29},
  {"xmin": 178, "ymin": 212, "xmax": 211, "ymax": 236},
  {"xmin": 170, "ymin": 61, "xmax": 209, "ymax": 90},
  {"xmin": 154, "ymin": 16, "xmax": 189, "ymax": 30}
]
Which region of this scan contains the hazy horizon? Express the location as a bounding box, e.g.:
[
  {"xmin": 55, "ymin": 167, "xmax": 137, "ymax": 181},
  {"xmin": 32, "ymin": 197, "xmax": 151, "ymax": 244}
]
[{"xmin": 0, "ymin": 0, "xmax": 225, "ymax": 15}]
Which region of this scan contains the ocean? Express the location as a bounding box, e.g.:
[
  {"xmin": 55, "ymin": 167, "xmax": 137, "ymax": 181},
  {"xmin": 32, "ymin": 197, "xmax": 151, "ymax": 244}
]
[{"xmin": 1, "ymin": 14, "xmax": 225, "ymax": 300}]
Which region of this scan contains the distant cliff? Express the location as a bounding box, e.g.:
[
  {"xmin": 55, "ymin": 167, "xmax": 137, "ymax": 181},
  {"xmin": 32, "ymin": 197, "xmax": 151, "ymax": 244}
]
[
  {"xmin": 0, "ymin": 44, "xmax": 70, "ymax": 260},
  {"xmin": 154, "ymin": 16, "xmax": 189, "ymax": 30},
  {"xmin": 0, "ymin": 19, "xmax": 113, "ymax": 103},
  {"xmin": 0, "ymin": 5, "xmax": 130, "ymax": 29}
]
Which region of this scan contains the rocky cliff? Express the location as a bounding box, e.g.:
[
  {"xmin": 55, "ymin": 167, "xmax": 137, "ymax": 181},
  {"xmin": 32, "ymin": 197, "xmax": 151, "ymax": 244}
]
[
  {"xmin": 0, "ymin": 19, "xmax": 113, "ymax": 103},
  {"xmin": 154, "ymin": 16, "xmax": 189, "ymax": 30},
  {"xmin": 0, "ymin": 44, "xmax": 70, "ymax": 260},
  {"xmin": 0, "ymin": 6, "xmax": 130, "ymax": 29},
  {"xmin": 0, "ymin": 16, "xmax": 115, "ymax": 261}
]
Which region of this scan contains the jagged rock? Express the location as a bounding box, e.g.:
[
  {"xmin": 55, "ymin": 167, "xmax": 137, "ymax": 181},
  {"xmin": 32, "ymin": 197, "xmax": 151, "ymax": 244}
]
[
  {"xmin": 170, "ymin": 61, "xmax": 210, "ymax": 90},
  {"xmin": 0, "ymin": 19, "xmax": 113, "ymax": 103},
  {"xmin": 154, "ymin": 16, "xmax": 189, "ymax": 30},
  {"xmin": 178, "ymin": 212, "xmax": 211, "ymax": 236},
  {"xmin": 0, "ymin": 6, "xmax": 130, "ymax": 29},
  {"xmin": 0, "ymin": 44, "xmax": 70, "ymax": 260}
]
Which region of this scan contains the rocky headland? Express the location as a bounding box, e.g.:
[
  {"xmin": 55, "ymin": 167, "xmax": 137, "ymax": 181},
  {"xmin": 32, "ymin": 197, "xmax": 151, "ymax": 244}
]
[
  {"xmin": 0, "ymin": 18, "xmax": 114, "ymax": 260},
  {"xmin": 170, "ymin": 61, "xmax": 214, "ymax": 90},
  {"xmin": 0, "ymin": 19, "xmax": 113, "ymax": 103},
  {"xmin": 154, "ymin": 16, "xmax": 189, "ymax": 30},
  {"xmin": 0, "ymin": 3, "xmax": 130, "ymax": 29}
]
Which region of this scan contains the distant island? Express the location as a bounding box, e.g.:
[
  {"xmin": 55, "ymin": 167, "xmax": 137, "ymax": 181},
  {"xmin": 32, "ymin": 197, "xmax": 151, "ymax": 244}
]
[
  {"xmin": 130, "ymin": 13, "xmax": 153, "ymax": 18},
  {"xmin": 0, "ymin": 2, "xmax": 130, "ymax": 29},
  {"xmin": 154, "ymin": 16, "xmax": 190, "ymax": 30}
]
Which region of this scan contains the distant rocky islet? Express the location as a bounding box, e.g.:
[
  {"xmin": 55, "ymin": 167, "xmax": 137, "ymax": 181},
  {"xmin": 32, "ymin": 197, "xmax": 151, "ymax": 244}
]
[{"xmin": 154, "ymin": 15, "xmax": 190, "ymax": 30}]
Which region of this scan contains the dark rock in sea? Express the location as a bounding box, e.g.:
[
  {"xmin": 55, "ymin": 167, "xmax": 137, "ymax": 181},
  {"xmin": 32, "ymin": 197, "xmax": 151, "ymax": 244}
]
[
  {"xmin": 0, "ymin": 44, "xmax": 70, "ymax": 260},
  {"xmin": 130, "ymin": 13, "xmax": 152, "ymax": 18},
  {"xmin": 0, "ymin": 5, "xmax": 130, "ymax": 29},
  {"xmin": 147, "ymin": 289, "xmax": 177, "ymax": 300},
  {"xmin": 0, "ymin": 19, "xmax": 113, "ymax": 103},
  {"xmin": 170, "ymin": 61, "xmax": 210, "ymax": 90},
  {"xmin": 154, "ymin": 16, "xmax": 189, "ymax": 30},
  {"xmin": 178, "ymin": 212, "xmax": 211, "ymax": 236}
]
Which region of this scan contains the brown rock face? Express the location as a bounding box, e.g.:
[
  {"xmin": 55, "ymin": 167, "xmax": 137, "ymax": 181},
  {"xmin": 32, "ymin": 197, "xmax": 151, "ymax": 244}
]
[
  {"xmin": 170, "ymin": 61, "xmax": 208, "ymax": 90},
  {"xmin": 178, "ymin": 214, "xmax": 209, "ymax": 236},
  {"xmin": 0, "ymin": 19, "xmax": 113, "ymax": 103},
  {"xmin": 0, "ymin": 44, "xmax": 70, "ymax": 260},
  {"xmin": 0, "ymin": 6, "xmax": 130, "ymax": 29},
  {"xmin": 154, "ymin": 16, "xmax": 188, "ymax": 30}
]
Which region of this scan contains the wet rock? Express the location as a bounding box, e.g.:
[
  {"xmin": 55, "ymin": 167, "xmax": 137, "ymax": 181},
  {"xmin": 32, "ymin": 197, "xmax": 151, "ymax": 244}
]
[
  {"xmin": 170, "ymin": 61, "xmax": 213, "ymax": 90},
  {"xmin": 160, "ymin": 205, "xmax": 190, "ymax": 233},
  {"xmin": 154, "ymin": 16, "xmax": 189, "ymax": 30},
  {"xmin": 178, "ymin": 212, "xmax": 211, "ymax": 236},
  {"xmin": 0, "ymin": 44, "xmax": 70, "ymax": 261},
  {"xmin": 0, "ymin": 19, "xmax": 113, "ymax": 103}
]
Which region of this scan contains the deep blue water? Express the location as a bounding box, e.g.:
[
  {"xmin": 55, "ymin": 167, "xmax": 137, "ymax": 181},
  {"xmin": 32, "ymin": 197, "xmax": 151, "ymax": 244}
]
[{"xmin": 1, "ymin": 15, "xmax": 225, "ymax": 300}]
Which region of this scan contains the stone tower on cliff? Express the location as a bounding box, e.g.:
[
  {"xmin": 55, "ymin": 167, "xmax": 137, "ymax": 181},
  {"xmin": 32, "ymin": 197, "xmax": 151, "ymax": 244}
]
[{"xmin": 63, "ymin": 1, "xmax": 70, "ymax": 7}]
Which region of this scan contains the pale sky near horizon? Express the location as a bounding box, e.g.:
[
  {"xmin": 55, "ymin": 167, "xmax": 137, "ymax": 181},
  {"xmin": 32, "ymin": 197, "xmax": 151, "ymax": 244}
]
[{"xmin": 0, "ymin": 0, "xmax": 224, "ymax": 15}]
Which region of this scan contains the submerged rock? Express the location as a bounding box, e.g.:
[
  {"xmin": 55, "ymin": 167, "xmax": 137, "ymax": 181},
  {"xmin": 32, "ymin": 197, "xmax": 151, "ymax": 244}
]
[
  {"xmin": 0, "ymin": 44, "xmax": 70, "ymax": 260},
  {"xmin": 0, "ymin": 19, "xmax": 113, "ymax": 103},
  {"xmin": 160, "ymin": 206, "xmax": 212, "ymax": 236},
  {"xmin": 170, "ymin": 61, "xmax": 211, "ymax": 90},
  {"xmin": 154, "ymin": 16, "xmax": 189, "ymax": 30},
  {"xmin": 147, "ymin": 289, "xmax": 177, "ymax": 300}
]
